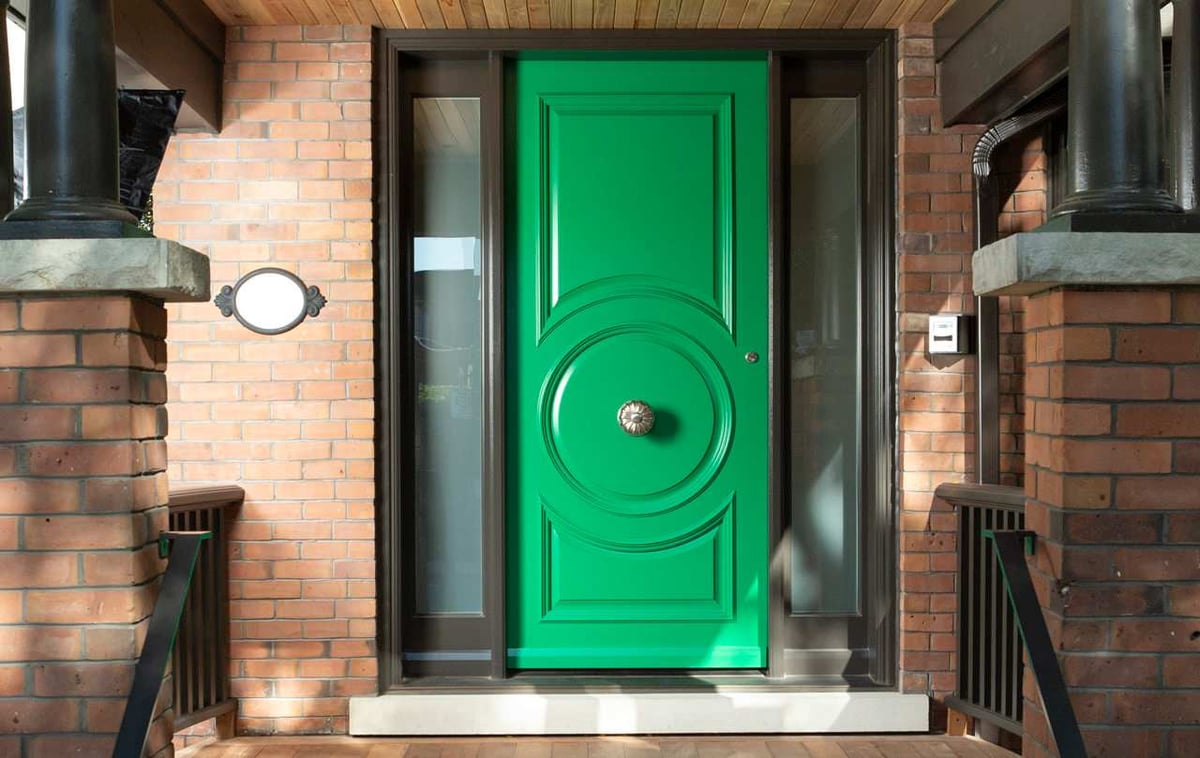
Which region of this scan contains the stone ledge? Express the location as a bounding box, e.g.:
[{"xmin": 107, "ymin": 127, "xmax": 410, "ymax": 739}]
[
  {"xmin": 973, "ymin": 232, "xmax": 1200, "ymax": 296},
  {"xmin": 0, "ymin": 237, "xmax": 210, "ymax": 302}
]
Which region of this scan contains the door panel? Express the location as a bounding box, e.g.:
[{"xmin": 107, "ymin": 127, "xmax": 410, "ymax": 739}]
[{"xmin": 507, "ymin": 57, "xmax": 768, "ymax": 670}]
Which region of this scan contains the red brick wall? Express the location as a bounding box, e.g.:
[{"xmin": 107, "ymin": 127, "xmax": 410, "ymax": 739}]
[
  {"xmin": 995, "ymin": 135, "xmax": 1048, "ymax": 239},
  {"xmin": 0, "ymin": 296, "xmax": 173, "ymax": 757},
  {"xmin": 153, "ymin": 25, "xmax": 376, "ymax": 736},
  {"xmin": 897, "ymin": 23, "xmax": 985, "ymax": 712},
  {"xmin": 1022, "ymin": 288, "xmax": 1200, "ymax": 756},
  {"xmin": 992, "ymin": 133, "xmax": 1049, "ymax": 488}
]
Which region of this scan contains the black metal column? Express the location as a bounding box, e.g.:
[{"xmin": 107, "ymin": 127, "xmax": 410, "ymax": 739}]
[
  {"xmin": 5, "ymin": 0, "xmax": 135, "ymax": 224},
  {"xmin": 1175, "ymin": 0, "xmax": 1200, "ymax": 210},
  {"xmin": 1054, "ymin": 0, "xmax": 1180, "ymax": 216}
]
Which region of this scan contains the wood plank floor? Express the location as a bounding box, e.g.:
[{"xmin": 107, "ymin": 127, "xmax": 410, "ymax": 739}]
[{"xmin": 185, "ymin": 736, "xmax": 1016, "ymax": 758}]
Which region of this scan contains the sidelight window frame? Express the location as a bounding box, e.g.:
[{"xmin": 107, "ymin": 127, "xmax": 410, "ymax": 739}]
[{"xmin": 375, "ymin": 30, "xmax": 896, "ymax": 690}]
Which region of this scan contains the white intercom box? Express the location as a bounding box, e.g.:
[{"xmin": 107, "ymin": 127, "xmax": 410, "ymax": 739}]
[{"xmin": 928, "ymin": 314, "xmax": 971, "ymax": 355}]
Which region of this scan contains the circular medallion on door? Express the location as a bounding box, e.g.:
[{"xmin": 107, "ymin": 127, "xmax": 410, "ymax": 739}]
[{"xmin": 541, "ymin": 325, "xmax": 732, "ymax": 516}]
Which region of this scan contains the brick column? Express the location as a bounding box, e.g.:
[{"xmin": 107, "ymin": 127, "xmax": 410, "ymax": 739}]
[
  {"xmin": 0, "ymin": 295, "xmax": 174, "ymax": 756},
  {"xmin": 0, "ymin": 233, "xmax": 207, "ymax": 753},
  {"xmin": 1022, "ymin": 286, "xmax": 1200, "ymax": 756}
]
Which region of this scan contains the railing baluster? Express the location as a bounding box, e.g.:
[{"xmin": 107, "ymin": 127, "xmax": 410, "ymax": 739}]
[
  {"xmin": 176, "ymin": 510, "xmax": 192, "ymax": 717},
  {"xmin": 998, "ymin": 509, "xmax": 1010, "ymax": 719},
  {"xmin": 187, "ymin": 509, "xmax": 202, "ymax": 716},
  {"xmin": 215, "ymin": 508, "xmax": 230, "ymax": 704},
  {"xmin": 963, "ymin": 505, "xmax": 977, "ymax": 706},
  {"xmin": 983, "ymin": 507, "xmax": 993, "ymax": 712},
  {"xmin": 204, "ymin": 507, "xmax": 218, "ymax": 711}
]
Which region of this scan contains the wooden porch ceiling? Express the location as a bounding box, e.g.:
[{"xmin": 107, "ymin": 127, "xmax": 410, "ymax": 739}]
[{"xmin": 200, "ymin": 0, "xmax": 957, "ymax": 29}]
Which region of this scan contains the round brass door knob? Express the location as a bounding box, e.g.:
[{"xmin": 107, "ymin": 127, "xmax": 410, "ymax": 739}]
[{"xmin": 618, "ymin": 400, "xmax": 655, "ymax": 436}]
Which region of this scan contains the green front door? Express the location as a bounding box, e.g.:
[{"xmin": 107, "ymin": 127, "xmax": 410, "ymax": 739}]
[{"xmin": 507, "ymin": 56, "xmax": 769, "ymax": 669}]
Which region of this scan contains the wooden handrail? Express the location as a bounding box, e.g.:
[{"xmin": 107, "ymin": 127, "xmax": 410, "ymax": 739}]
[
  {"xmin": 935, "ymin": 482, "xmax": 1025, "ymax": 513},
  {"xmin": 168, "ymin": 485, "xmax": 245, "ymax": 513}
]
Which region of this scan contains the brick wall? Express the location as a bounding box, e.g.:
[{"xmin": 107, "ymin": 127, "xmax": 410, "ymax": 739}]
[
  {"xmin": 1022, "ymin": 288, "xmax": 1200, "ymax": 757},
  {"xmin": 153, "ymin": 25, "xmax": 376, "ymax": 736},
  {"xmin": 0, "ymin": 296, "xmax": 172, "ymax": 757},
  {"xmin": 896, "ymin": 23, "xmax": 985, "ymax": 714},
  {"xmin": 992, "ymin": 133, "xmax": 1049, "ymax": 488}
]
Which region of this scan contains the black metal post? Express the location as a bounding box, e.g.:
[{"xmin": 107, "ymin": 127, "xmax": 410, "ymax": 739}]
[
  {"xmin": 1174, "ymin": 0, "xmax": 1200, "ymax": 210},
  {"xmin": 1054, "ymin": 0, "xmax": 1181, "ymax": 216},
  {"xmin": 6, "ymin": 0, "xmax": 135, "ymax": 224},
  {"xmin": 0, "ymin": 0, "xmax": 13, "ymax": 218},
  {"xmin": 971, "ymin": 99, "xmax": 1065, "ymax": 484}
]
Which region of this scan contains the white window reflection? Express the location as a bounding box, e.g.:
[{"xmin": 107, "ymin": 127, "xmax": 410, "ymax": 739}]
[
  {"xmin": 7, "ymin": 14, "xmax": 25, "ymax": 205},
  {"xmin": 8, "ymin": 16, "xmax": 23, "ymax": 110}
]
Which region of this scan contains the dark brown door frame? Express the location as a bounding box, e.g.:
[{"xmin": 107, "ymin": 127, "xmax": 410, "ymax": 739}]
[
  {"xmin": 374, "ymin": 29, "xmax": 897, "ymax": 692},
  {"xmin": 775, "ymin": 50, "xmax": 898, "ymax": 685}
]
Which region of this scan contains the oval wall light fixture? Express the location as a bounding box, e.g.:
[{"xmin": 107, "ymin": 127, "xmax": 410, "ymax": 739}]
[{"xmin": 214, "ymin": 268, "xmax": 327, "ymax": 335}]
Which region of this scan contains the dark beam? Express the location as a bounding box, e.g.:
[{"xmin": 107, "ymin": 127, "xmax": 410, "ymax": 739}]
[
  {"xmin": 156, "ymin": 0, "xmax": 225, "ymax": 61},
  {"xmin": 936, "ymin": 0, "xmax": 1070, "ymax": 126},
  {"xmin": 934, "ymin": 0, "xmax": 1003, "ymax": 59},
  {"xmin": 112, "ymin": 0, "xmax": 225, "ymax": 133},
  {"xmin": 938, "ymin": 0, "xmax": 1174, "ymax": 127}
]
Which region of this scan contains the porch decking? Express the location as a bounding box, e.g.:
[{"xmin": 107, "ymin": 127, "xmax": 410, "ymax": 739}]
[{"xmin": 184, "ymin": 736, "xmax": 1015, "ymax": 758}]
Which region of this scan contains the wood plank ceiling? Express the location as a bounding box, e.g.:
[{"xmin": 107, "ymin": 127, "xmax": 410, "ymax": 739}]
[{"xmin": 201, "ymin": 0, "xmax": 957, "ymax": 29}]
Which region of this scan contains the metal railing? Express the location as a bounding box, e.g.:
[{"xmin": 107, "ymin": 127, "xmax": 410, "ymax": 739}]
[
  {"xmin": 114, "ymin": 530, "xmax": 210, "ymax": 757},
  {"xmin": 936, "ymin": 482, "xmax": 1026, "ymax": 736},
  {"xmin": 168, "ymin": 486, "xmax": 243, "ymax": 732},
  {"xmin": 986, "ymin": 529, "xmax": 1086, "ymax": 758}
]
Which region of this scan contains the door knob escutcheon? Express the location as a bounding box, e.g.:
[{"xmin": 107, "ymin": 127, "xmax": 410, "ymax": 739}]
[{"xmin": 618, "ymin": 400, "xmax": 655, "ymax": 436}]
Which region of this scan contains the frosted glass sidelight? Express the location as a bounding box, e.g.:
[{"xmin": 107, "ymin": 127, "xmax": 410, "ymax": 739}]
[
  {"xmin": 789, "ymin": 98, "xmax": 862, "ymax": 615},
  {"xmin": 412, "ymin": 98, "xmax": 484, "ymax": 616}
]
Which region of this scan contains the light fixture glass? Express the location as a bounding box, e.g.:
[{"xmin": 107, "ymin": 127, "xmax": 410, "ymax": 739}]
[{"xmin": 214, "ymin": 267, "xmax": 326, "ymax": 335}]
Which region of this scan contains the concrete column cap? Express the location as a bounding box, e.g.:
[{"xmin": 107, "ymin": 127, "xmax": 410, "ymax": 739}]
[
  {"xmin": 0, "ymin": 237, "xmax": 210, "ymax": 302},
  {"xmin": 973, "ymin": 231, "xmax": 1200, "ymax": 296}
]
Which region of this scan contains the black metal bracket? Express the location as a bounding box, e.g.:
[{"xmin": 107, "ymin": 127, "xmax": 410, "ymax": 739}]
[
  {"xmin": 984, "ymin": 529, "xmax": 1088, "ymax": 758},
  {"xmin": 113, "ymin": 530, "xmax": 212, "ymax": 758}
]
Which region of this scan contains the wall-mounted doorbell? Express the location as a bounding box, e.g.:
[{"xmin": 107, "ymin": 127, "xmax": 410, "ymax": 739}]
[{"xmin": 928, "ymin": 314, "xmax": 973, "ymax": 356}]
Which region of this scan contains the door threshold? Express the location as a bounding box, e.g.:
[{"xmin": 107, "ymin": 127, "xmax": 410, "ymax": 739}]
[
  {"xmin": 387, "ymin": 672, "xmax": 882, "ymax": 691},
  {"xmin": 349, "ymin": 691, "xmax": 929, "ymax": 736}
]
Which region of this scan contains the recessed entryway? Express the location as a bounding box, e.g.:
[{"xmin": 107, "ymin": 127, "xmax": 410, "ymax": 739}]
[{"xmin": 375, "ymin": 31, "xmax": 897, "ymax": 693}]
